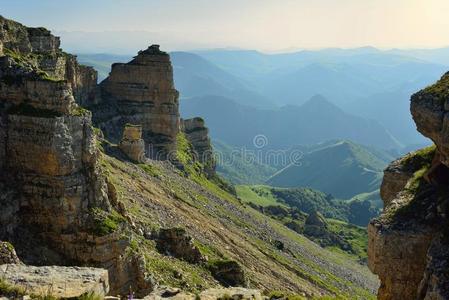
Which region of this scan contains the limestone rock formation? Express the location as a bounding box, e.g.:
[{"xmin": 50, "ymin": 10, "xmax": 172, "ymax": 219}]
[
  {"xmin": 380, "ymin": 157, "xmax": 415, "ymax": 207},
  {"xmin": 0, "ymin": 16, "xmax": 97, "ymax": 106},
  {"xmin": 369, "ymin": 72, "xmax": 449, "ymax": 300},
  {"xmin": 0, "ymin": 15, "xmax": 226, "ymax": 298},
  {"xmin": 95, "ymin": 45, "xmax": 180, "ymax": 158},
  {"xmin": 0, "ymin": 16, "xmax": 154, "ymax": 296},
  {"xmin": 119, "ymin": 124, "xmax": 146, "ymax": 163},
  {"xmin": 181, "ymin": 117, "xmax": 216, "ymax": 177},
  {"xmin": 0, "ymin": 264, "xmax": 109, "ymax": 298}
]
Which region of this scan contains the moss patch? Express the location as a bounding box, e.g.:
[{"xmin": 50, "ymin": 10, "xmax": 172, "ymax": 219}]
[{"xmin": 91, "ymin": 208, "xmax": 126, "ymax": 236}]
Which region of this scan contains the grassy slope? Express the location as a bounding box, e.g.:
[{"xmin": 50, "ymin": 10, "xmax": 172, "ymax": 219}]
[
  {"xmin": 100, "ymin": 148, "xmax": 378, "ymax": 299},
  {"xmin": 213, "ymin": 140, "xmax": 277, "ymax": 185},
  {"xmin": 236, "ymin": 185, "xmax": 370, "ymax": 261}
]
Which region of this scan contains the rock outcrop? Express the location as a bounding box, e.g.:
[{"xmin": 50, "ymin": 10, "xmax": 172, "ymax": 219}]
[
  {"xmin": 119, "ymin": 124, "xmax": 146, "ymax": 163},
  {"xmin": 208, "ymin": 260, "xmax": 246, "ymax": 287},
  {"xmin": 95, "ymin": 45, "xmax": 180, "ymax": 158},
  {"xmin": 0, "ymin": 264, "xmax": 109, "ymax": 298},
  {"xmin": 368, "ymin": 72, "xmax": 449, "ymax": 300},
  {"xmin": 155, "ymin": 228, "xmax": 204, "ymax": 264},
  {"xmin": 0, "ymin": 242, "xmax": 21, "ymax": 264},
  {"xmin": 181, "ymin": 117, "xmax": 215, "ymax": 177}
]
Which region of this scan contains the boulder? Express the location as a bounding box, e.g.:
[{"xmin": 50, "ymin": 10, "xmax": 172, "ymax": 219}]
[
  {"xmin": 155, "ymin": 228, "xmax": 203, "ymax": 263},
  {"xmin": 0, "ymin": 264, "xmax": 109, "ymax": 298},
  {"xmin": 208, "ymin": 260, "xmax": 245, "ymax": 287},
  {"xmin": 0, "ymin": 242, "xmax": 21, "ymax": 264}
]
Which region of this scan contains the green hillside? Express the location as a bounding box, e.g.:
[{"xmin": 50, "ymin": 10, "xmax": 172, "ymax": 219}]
[
  {"xmin": 236, "ymin": 186, "xmax": 372, "ymax": 262},
  {"xmin": 236, "ymin": 185, "xmax": 380, "ymax": 226},
  {"xmin": 267, "ymin": 140, "xmax": 389, "ymax": 199},
  {"xmin": 214, "ymin": 140, "xmax": 277, "ymax": 184}
]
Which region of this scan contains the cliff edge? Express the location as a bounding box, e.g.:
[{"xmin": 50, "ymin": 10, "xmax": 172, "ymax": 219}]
[{"xmin": 368, "ymin": 72, "xmax": 449, "ymax": 300}]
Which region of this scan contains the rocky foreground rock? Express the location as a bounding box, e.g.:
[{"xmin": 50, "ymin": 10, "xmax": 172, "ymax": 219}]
[
  {"xmin": 368, "ymin": 72, "xmax": 449, "ymax": 299},
  {"xmin": 0, "ymin": 264, "xmax": 109, "ymax": 298}
]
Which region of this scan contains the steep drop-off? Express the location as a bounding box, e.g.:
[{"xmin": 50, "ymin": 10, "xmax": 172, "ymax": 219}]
[{"xmin": 368, "ymin": 72, "xmax": 449, "ymax": 299}]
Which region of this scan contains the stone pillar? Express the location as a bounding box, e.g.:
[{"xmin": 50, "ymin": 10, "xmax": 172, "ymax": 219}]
[{"xmin": 119, "ymin": 124, "xmax": 145, "ymax": 163}]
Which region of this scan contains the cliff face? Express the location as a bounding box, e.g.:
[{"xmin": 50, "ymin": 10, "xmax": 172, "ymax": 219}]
[
  {"xmin": 0, "ymin": 16, "xmax": 152, "ymax": 295},
  {"xmin": 368, "ymin": 72, "xmax": 449, "ymax": 300},
  {"xmin": 181, "ymin": 117, "xmax": 216, "ymax": 177},
  {"xmin": 95, "ymin": 45, "xmax": 180, "ymax": 158}
]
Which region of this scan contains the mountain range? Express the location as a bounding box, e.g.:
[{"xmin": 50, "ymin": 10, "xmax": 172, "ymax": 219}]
[{"xmin": 78, "ymin": 47, "xmax": 442, "ymax": 147}]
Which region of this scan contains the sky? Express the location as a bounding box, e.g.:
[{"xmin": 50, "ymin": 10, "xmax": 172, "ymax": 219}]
[{"xmin": 2, "ymin": 0, "xmax": 449, "ymax": 54}]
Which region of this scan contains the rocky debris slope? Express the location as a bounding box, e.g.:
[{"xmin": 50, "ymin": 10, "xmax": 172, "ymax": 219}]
[
  {"xmin": 95, "ymin": 45, "xmax": 180, "ymax": 158},
  {"xmin": 368, "ymin": 72, "xmax": 449, "ymax": 300},
  {"xmin": 101, "ymin": 152, "xmax": 378, "ymax": 298},
  {"xmin": 143, "ymin": 287, "xmax": 264, "ymax": 300},
  {"xmin": 0, "ymin": 264, "xmax": 109, "ymax": 298}
]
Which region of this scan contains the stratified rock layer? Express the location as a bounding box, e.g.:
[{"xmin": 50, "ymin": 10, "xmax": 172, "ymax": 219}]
[
  {"xmin": 96, "ymin": 45, "xmax": 180, "ymax": 158},
  {"xmin": 0, "ymin": 15, "xmax": 152, "ymax": 296}
]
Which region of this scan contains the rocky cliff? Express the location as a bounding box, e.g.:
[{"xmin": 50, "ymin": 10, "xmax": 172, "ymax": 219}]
[
  {"xmin": 93, "ymin": 45, "xmax": 180, "ymax": 158},
  {"xmin": 0, "ymin": 15, "xmax": 152, "ymax": 295},
  {"xmin": 181, "ymin": 117, "xmax": 216, "ymax": 177},
  {"xmin": 368, "ymin": 72, "xmax": 449, "ymax": 300}
]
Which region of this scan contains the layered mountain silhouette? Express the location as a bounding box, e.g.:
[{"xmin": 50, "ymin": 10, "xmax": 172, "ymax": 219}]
[{"xmin": 181, "ymin": 94, "xmax": 401, "ymax": 149}]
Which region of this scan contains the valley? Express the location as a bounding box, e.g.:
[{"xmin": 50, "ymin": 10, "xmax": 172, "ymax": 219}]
[{"xmin": 1, "ymin": 2, "xmax": 449, "ymax": 299}]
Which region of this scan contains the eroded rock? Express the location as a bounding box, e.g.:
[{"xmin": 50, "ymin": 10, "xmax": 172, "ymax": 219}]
[
  {"xmin": 0, "ymin": 264, "xmax": 109, "ymax": 298},
  {"xmin": 181, "ymin": 117, "xmax": 215, "ymax": 177},
  {"xmin": 208, "ymin": 260, "xmax": 246, "ymax": 287},
  {"xmin": 369, "ymin": 71, "xmax": 449, "ymax": 300},
  {"xmin": 0, "ymin": 242, "xmax": 21, "ymax": 264},
  {"xmin": 97, "ymin": 45, "xmax": 180, "ymax": 158},
  {"xmin": 119, "ymin": 124, "xmax": 146, "ymax": 163},
  {"xmin": 155, "ymin": 228, "xmax": 203, "ymax": 263}
]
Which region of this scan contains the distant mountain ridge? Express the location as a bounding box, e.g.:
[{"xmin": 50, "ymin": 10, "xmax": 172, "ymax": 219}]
[
  {"xmin": 181, "ymin": 94, "xmax": 401, "ymax": 150},
  {"xmin": 267, "ymin": 140, "xmax": 388, "ymax": 198},
  {"xmin": 76, "ymin": 47, "xmax": 446, "ymax": 147}
]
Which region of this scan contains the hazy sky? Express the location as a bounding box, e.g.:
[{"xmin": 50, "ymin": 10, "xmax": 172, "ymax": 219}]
[{"xmin": 2, "ymin": 0, "xmax": 449, "ymax": 53}]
